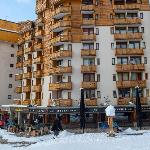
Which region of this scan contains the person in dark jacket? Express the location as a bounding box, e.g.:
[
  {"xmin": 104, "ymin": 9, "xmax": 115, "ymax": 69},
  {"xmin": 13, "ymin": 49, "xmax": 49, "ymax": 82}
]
[{"xmin": 51, "ymin": 118, "xmax": 63, "ymax": 136}]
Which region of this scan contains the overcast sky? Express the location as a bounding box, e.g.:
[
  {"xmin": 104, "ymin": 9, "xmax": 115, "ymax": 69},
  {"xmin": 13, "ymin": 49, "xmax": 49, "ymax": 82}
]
[{"xmin": 0, "ymin": 0, "xmax": 36, "ymax": 22}]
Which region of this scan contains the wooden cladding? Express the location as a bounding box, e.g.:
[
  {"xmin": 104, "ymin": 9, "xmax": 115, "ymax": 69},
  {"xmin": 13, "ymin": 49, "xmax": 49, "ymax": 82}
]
[
  {"xmin": 81, "ymin": 49, "xmax": 96, "ymax": 57},
  {"xmin": 81, "ymin": 65, "xmax": 96, "ymax": 73},
  {"xmin": 82, "ymin": 19, "xmax": 96, "ymax": 26},
  {"xmin": 48, "ymin": 99, "xmax": 72, "ymax": 107},
  {"xmin": 81, "ymin": 34, "xmax": 96, "ymax": 41},
  {"xmin": 49, "ymin": 66, "xmax": 72, "ymax": 74},
  {"xmin": 49, "ymin": 82, "xmax": 72, "ymax": 91},
  {"xmin": 116, "ymin": 80, "xmax": 146, "ymax": 88},
  {"xmin": 81, "ymin": 82, "xmax": 97, "ymax": 89},
  {"xmin": 33, "ymin": 57, "xmax": 43, "ymax": 64},
  {"xmin": 80, "ymin": 4, "xmax": 95, "ymax": 12},
  {"xmin": 116, "ymin": 64, "xmax": 145, "ymax": 72},
  {"xmin": 115, "ymin": 48, "xmax": 144, "ymax": 56},
  {"xmin": 114, "ymin": 33, "xmax": 143, "ymax": 40}
]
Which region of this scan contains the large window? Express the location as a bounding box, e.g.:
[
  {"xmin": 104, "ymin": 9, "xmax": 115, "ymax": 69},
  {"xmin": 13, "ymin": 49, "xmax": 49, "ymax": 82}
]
[
  {"xmin": 83, "ymin": 58, "xmax": 95, "ymax": 65},
  {"xmin": 117, "ymin": 57, "xmax": 128, "ymax": 64},
  {"xmin": 84, "ymin": 89, "xmax": 95, "ymax": 99},
  {"xmin": 118, "ymin": 88, "xmax": 130, "ymax": 98},
  {"xmin": 83, "ymin": 73, "xmax": 95, "ymax": 82},
  {"xmin": 118, "ymin": 73, "xmax": 129, "ymax": 81}
]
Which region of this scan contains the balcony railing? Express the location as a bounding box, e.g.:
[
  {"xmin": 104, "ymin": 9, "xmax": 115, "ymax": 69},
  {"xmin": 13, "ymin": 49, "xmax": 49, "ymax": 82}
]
[
  {"xmin": 24, "ymin": 34, "xmax": 32, "ymax": 41},
  {"xmin": 81, "ymin": 65, "xmax": 96, "ymax": 73},
  {"xmin": 34, "ymin": 42, "xmax": 43, "ymax": 51},
  {"xmin": 116, "ymin": 80, "xmax": 146, "ymax": 88},
  {"xmin": 22, "ymin": 100, "xmax": 31, "ymax": 105},
  {"xmin": 114, "ymin": 32, "xmax": 143, "ymax": 40},
  {"xmin": 50, "ymin": 50, "xmax": 72, "ymax": 59},
  {"xmin": 15, "ymin": 87, "xmax": 22, "ymax": 93},
  {"xmin": 115, "ymin": 48, "xmax": 144, "ymax": 56},
  {"xmin": 50, "ymin": 66, "xmax": 72, "ymax": 74},
  {"xmin": 81, "ymin": 49, "xmax": 96, "ymax": 57},
  {"xmin": 16, "ymin": 62, "xmax": 23, "ymax": 68},
  {"xmin": 23, "ymin": 72, "xmax": 32, "ymax": 79},
  {"xmin": 81, "ymin": 4, "xmax": 95, "ymax": 12},
  {"xmin": 18, "ymin": 38, "xmax": 24, "ymax": 45},
  {"xmin": 81, "ymin": 34, "xmax": 96, "ymax": 41},
  {"xmin": 114, "ymin": 18, "xmax": 141, "ymax": 25},
  {"xmin": 48, "ymin": 99, "xmax": 72, "ymax": 107},
  {"xmin": 49, "ymin": 82, "xmax": 72, "ymax": 91},
  {"xmin": 81, "ymin": 82, "xmax": 97, "ymax": 89},
  {"xmin": 32, "ymin": 85, "xmax": 42, "ymax": 92},
  {"xmin": 24, "ymin": 47, "xmax": 33, "ymax": 54},
  {"xmin": 13, "ymin": 100, "xmax": 21, "ymax": 105},
  {"xmin": 15, "ymin": 74, "xmax": 23, "ymax": 81},
  {"xmin": 33, "ymin": 56, "xmax": 43, "ymax": 64},
  {"xmin": 82, "ymin": 19, "xmax": 95, "ymax": 26},
  {"xmin": 35, "ymin": 29, "xmax": 44, "ymax": 37},
  {"xmin": 23, "ymin": 59, "xmax": 32, "ymax": 67},
  {"xmin": 116, "ymin": 64, "xmax": 145, "ymax": 72},
  {"xmin": 33, "ymin": 70, "xmax": 42, "ymax": 78},
  {"xmin": 114, "ymin": 4, "xmax": 141, "ymax": 10},
  {"xmin": 85, "ymin": 99, "xmax": 97, "ymax": 106},
  {"xmin": 117, "ymin": 97, "xmax": 148, "ymax": 105},
  {"xmin": 32, "ymin": 99, "xmax": 41, "ymax": 106},
  {"xmin": 36, "ymin": 17, "xmax": 44, "ymax": 25},
  {"xmin": 17, "ymin": 50, "xmax": 24, "ymax": 56},
  {"xmin": 23, "ymin": 86, "xmax": 31, "ymax": 92},
  {"xmin": 52, "ymin": 6, "xmax": 71, "ymax": 19}
]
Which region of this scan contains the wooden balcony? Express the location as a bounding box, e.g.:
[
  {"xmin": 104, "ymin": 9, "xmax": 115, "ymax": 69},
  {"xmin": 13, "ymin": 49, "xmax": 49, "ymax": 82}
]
[
  {"xmin": 15, "ymin": 87, "xmax": 22, "ymax": 93},
  {"xmin": 81, "ymin": 34, "xmax": 96, "ymax": 41},
  {"xmin": 115, "ymin": 48, "xmax": 144, "ymax": 56},
  {"xmin": 18, "ymin": 38, "xmax": 24, "ymax": 45},
  {"xmin": 24, "ymin": 34, "xmax": 32, "ymax": 41},
  {"xmin": 116, "ymin": 64, "xmax": 145, "ymax": 72},
  {"xmin": 23, "ymin": 72, "xmax": 32, "ymax": 79},
  {"xmin": 50, "ymin": 50, "xmax": 72, "ymax": 59},
  {"xmin": 114, "ymin": 4, "xmax": 141, "ymax": 10},
  {"xmin": 82, "ymin": 19, "xmax": 95, "ymax": 26},
  {"xmin": 50, "ymin": 66, "xmax": 72, "ymax": 74},
  {"xmin": 32, "ymin": 85, "xmax": 42, "ymax": 92},
  {"xmin": 117, "ymin": 97, "xmax": 148, "ymax": 105},
  {"xmin": 34, "ymin": 42, "xmax": 43, "ymax": 51},
  {"xmin": 23, "ymin": 86, "xmax": 31, "ymax": 92},
  {"xmin": 52, "ymin": 20, "xmax": 71, "ymax": 32},
  {"xmin": 51, "ymin": 34, "xmax": 71, "ymax": 45},
  {"xmin": 52, "ymin": 6, "xmax": 71, "ymax": 19},
  {"xmin": 32, "ymin": 99, "xmax": 41, "ymax": 106},
  {"xmin": 22, "ymin": 100, "xmax": 31, "ymax": 105},
  {"xmin": 36, "ymin": 17, "xmax": 44, "ymax": 25},
  {"xmin": 85, "ymin": 99, "xmax": 97, "ymax": 106},
  {"xmin": 23, "ymin": 59, "xmax": 32, "ymax": 67},
  {"xmin": 24, "ymin": 47, "xmax": 33, "ymax": 54},
  {"xmin": 116, "ymin": 80, "xmax": 146, "ymax": 88},
  {"xmin": 49, "ymin": 82, "xmax": 72, "ymax": 91},
  {"xmin": 81, "ymin": 49, "xmax": 96, "ymax": 57},
  {"xmin": 33, "ymin": 57, "xmax": 43, "ymax": 64},
  {"xmin": 81, "ymin": 4, "xmax": 95, "ymax": 13},
  {"xmin": 33, "ymin": 70, "xmax": 42, "ymax": 78},
  {"xmin": 17, "ymin": 50, "xmax": 24, "ymax": 56},
  {"xmin": 81, "ymin": 82, "xmax": 97, "ymax": 89},
  {"xmin": 15, "ymin": 74, "xmax": 23, "ymax": 81},
  {"xmin": 16, "ymin": 62, "xmax": 23, "ymax": 68},
  {"xmin": 114, "ymin": 33, "xmax": 143, "ymax": 40},
  {"xmin": 35, "ymin": 29, "xmax": 44, "ymax": 37},
  {"xmin": 13, "ymin": 100, "xmax": 21, "ymax": 105},
  {"xmin": 48, "ymin": 99, "xmax": 72, "ymax": 107},
  {"xmin": 114, "ymin": 18, "xmax": 141, "ymax": 25},
  {"xmin": 81, "ymin": 65, "xmax": 96, "ymax": 73}
]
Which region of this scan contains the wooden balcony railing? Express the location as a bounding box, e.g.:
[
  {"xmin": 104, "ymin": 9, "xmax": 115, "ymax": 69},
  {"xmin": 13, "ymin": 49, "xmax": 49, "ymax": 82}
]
[
  {"xmin": 35, "ymin": 29, "xmax": 44, "ymax": 37},
  {"xmin": 81, "ymin": 65, "xmax": 96, "ymax": 73},
  {"xmin": 23, "ymin": 72, "xmax": 32, "ymax": 79},
  {"xmin": 114, "ymin": 32, "xmax": 143, "ymax": 40},
  {"xmin": 114, "ymin": 18, "xmax": 141, "ymax": 25},
  {"xmin": 32, "ymin": 85, "xmax": 42, "ymax": 92},
  {"xmin": 18, "ymin": 38, "xmax": 24, "ymax": 45},
  {"xmin": 81, "ymin": 34, "xmax": 96, "ymax": 41},
  {"xmin": 22, "ymin": 100, "xmax": 31, "ymax": 105},
  {"xmin": 81, "ymin": 49, "xmax": 96, "ymax": 57},
  {"xmin": 50, "ymin": 66, "xmax": 72, "ymax": 74},
  {"xmin": 33, "ymin": 70, "xmax": 42, "ymax": 78},
  {"xmin": 49, "ymin": 82, "xmax": 72, "ymax": 91},
  {"xmin": 15, "ymin": 87, "xmax": 22, "ymax": 93},
  {"xmin": 33, "ymin": 57, "xmax": 43, "ymax": 64},
  {"xmin": 85, "ymin": 99, "xmax": 97, "ymax": 106},
  {"xmin": 16, "ymin": 62, "xmax": 23, "ymax": 68},
  {"xmin": 116, "ymin": 80, "xmax": 146, "ymax": 88},
  {"xmin": 23, "ymin": 86, "xmax": 31, "ymax": 92},
  {"xmin": 17, "ymin": 50, "xmax": 24, "ymax": 56},
  {"xmin": 48, "ymin": 99, "xmax": 72, "ymax": 107},
  {"xmin": 52, "ymin": 6, "xmax": 71, "ymax": 18},
  {"xmin": 13, "ymin": 100, "xmax": 21, "ymax": 105},
  {"xmin": 24, "ymin": 47, "xmax": 33, "ymax": 54},
  {"xmin": 34, "ymin": 43, "xmax": 43, "ymax": 51},
  {"xmin": 50, "ymin": 50, "xmax": 72, "ymax": 59},
  {"xmin": 81, "ymin": 4, "xmax": 95, "ymax": 11},
  {"xmin": 81, "ymin": 82, "xmax": 97, "ymax": 89},
  {"xmin": 114, "ymin": 4, "xmax": 141, "ymax": 10},
  {"xmin": 117, "ymin": 97, "xmax": 148, "ymax": 105},
  {"xmin": 15, "ymin": 74, "xmax": 23, "ymax": 81},
  {"xmin": 32, "ymin": 99, "xmax": 41, "ymax": 106},
  {"xmin": 23, "ymin": 59, "xmax": 32, "ymax": 67},
  {"xmin": 82, "ymin": 19, "xmax": 95, "ymax": 26},
  {"xmin": 115, "ymin": 48, "xmax": 144, "ymax": 56},
  {"xmin": 24, "ymin": 34, "xmax": 32, "ymax": 41},
  {"xmin": 36, "ymin": 17, "xmax": 44, "ymax": 25},
  {"xmin": 116, "ymin": 64, "xmax": 145, "ymax": 72}
]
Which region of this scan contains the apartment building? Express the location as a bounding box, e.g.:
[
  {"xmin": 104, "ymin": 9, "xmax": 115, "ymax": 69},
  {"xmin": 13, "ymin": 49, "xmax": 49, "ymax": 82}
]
[
  {"xmin": 0, "ymin": 19, "xmax": 19, "ymax": 105},
  {"xmin": 15, "ymin": 0, "xmax": 150, "ymax": 125}
]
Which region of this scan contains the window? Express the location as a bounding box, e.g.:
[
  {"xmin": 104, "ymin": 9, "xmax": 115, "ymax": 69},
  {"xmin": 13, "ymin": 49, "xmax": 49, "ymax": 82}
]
[
  {"xmin": 145, "ymin": 73, "xmax": 148, "ymax": 80},
  {"xmin": 142, "ymin": 42, "xmax": 146, "ymax": 49},
  {"xmin": 113, "ymin": 91, "xmax": 117, "ymax": 98},
  {"xmin": 144, "ymin": 57, "xmax": 147, "ymax": 64},
  {"xmin": 112, "ymin": 58, "xmax": 115, "ymax": 65},
  {"xmin": 49, "ymin": 93, "xmax": 52, "ymax": 99},
  {"xmin": 141, "ymin": 27, "xmax": 144, "ymax": 33},
  {"xmin": 113, "ymin": 74, "xmax": 116, "ymax": 81},
  {"xmin": 117, "ymin": 57, "xmax": 128, "ymax": 64},
  {"xmin": 83, "ymin": 73, "xmax": 95, "ymax": 82},
  {"xmin": 111, "ymin": 43, "xmax": 114, "ymax": 49},
  {"xmin": 10, "ymin": 64, "xmax": 14, "ymax": 67},
  {"xmin": 68, "ymin": 76, "xmax": 71, "ymax": 82},
  {"xmin": 83, "ymin": 58, "xmax": 95, "ymax": 65},
  {"xmin": 96, "ymin": 28, "xmax": 99, "ymax": 35},
  {"xmin": 97, "ymin": 58, "xmax": 100, "ymax": 65},
  {"xmin": 97, "ymin": 91, "xmax": 101, "ymax": 98},
  {"xmin": 97, "ymin": 74, "xmax": 100, "ymax": 82},
  {"xmin": 8, "ymin": 84, "xmax": 12, "ymax": 88},
  {"xmin": 84, "ymin": 90, "xmax": 95, "ymax": 99},
  {"xmin": 118, "ymin": 88, "xmax": 130, "ymax": 98},
  {"xmin": 140, "ymin": 13, "xmax": 143, "ymax": 19},
  {"xmin": 11, "ymin": 44, "xmax": 14, "ymax": 48},
  {"xmin": 8, "ymin": 95, "xmax": 12, "ymax": 99},
  {"xmin": 68, "ymin": 44, "xmax": 72, "ymax": 50},
  {"xmin": 146, "ymin": 89, "xmax": 149, "ymax": 97},
  {"xmin": 68, "ymin": 60, "xmax": 71, "ymax": 66},
  {"xmin": 95, "ymin": 14, "xmax": 98, "ymax": 20},
  {"xmin": 9, "ymin": 74, "xmax": 13, "ymax": 78},
  {"xmin": 68, "ymin": 92, "xmax": 71, "ymax": 99},
  {"xmin": 11, "ymin": 54, "xmax": 14, "ymax": 57},
  {"xmin": 110, "ymin": 27, "xmax": 114, "ymax": 34},
  {"xmin": 96, "ymin": 43, "xmax": 99, "ymax": 50},
  {"xmin": 83, "ymin": 43, "xmax": 94, "ymax": 49}
]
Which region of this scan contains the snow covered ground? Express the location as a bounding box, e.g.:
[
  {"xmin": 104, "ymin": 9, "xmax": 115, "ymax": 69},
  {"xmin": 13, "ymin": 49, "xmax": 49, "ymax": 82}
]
[{"xmin": 0, "ymin": 128, "xmax": 150, "ymax": 150}]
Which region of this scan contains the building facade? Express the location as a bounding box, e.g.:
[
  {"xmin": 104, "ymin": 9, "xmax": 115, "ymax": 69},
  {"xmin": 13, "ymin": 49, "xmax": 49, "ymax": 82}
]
[
  {"xmin": 0, "ymin": 19, "xmax": 19, "ymax": 105},
  {"xmin": 15, "ymin": 0, "xmax": 150, "ymax": 125}
]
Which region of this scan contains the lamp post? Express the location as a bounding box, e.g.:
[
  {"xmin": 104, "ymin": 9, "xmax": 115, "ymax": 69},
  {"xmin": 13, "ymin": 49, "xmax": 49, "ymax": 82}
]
[{"xmin": 135, "ymin": 86, "xmax": 142, "ymax": 130}]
